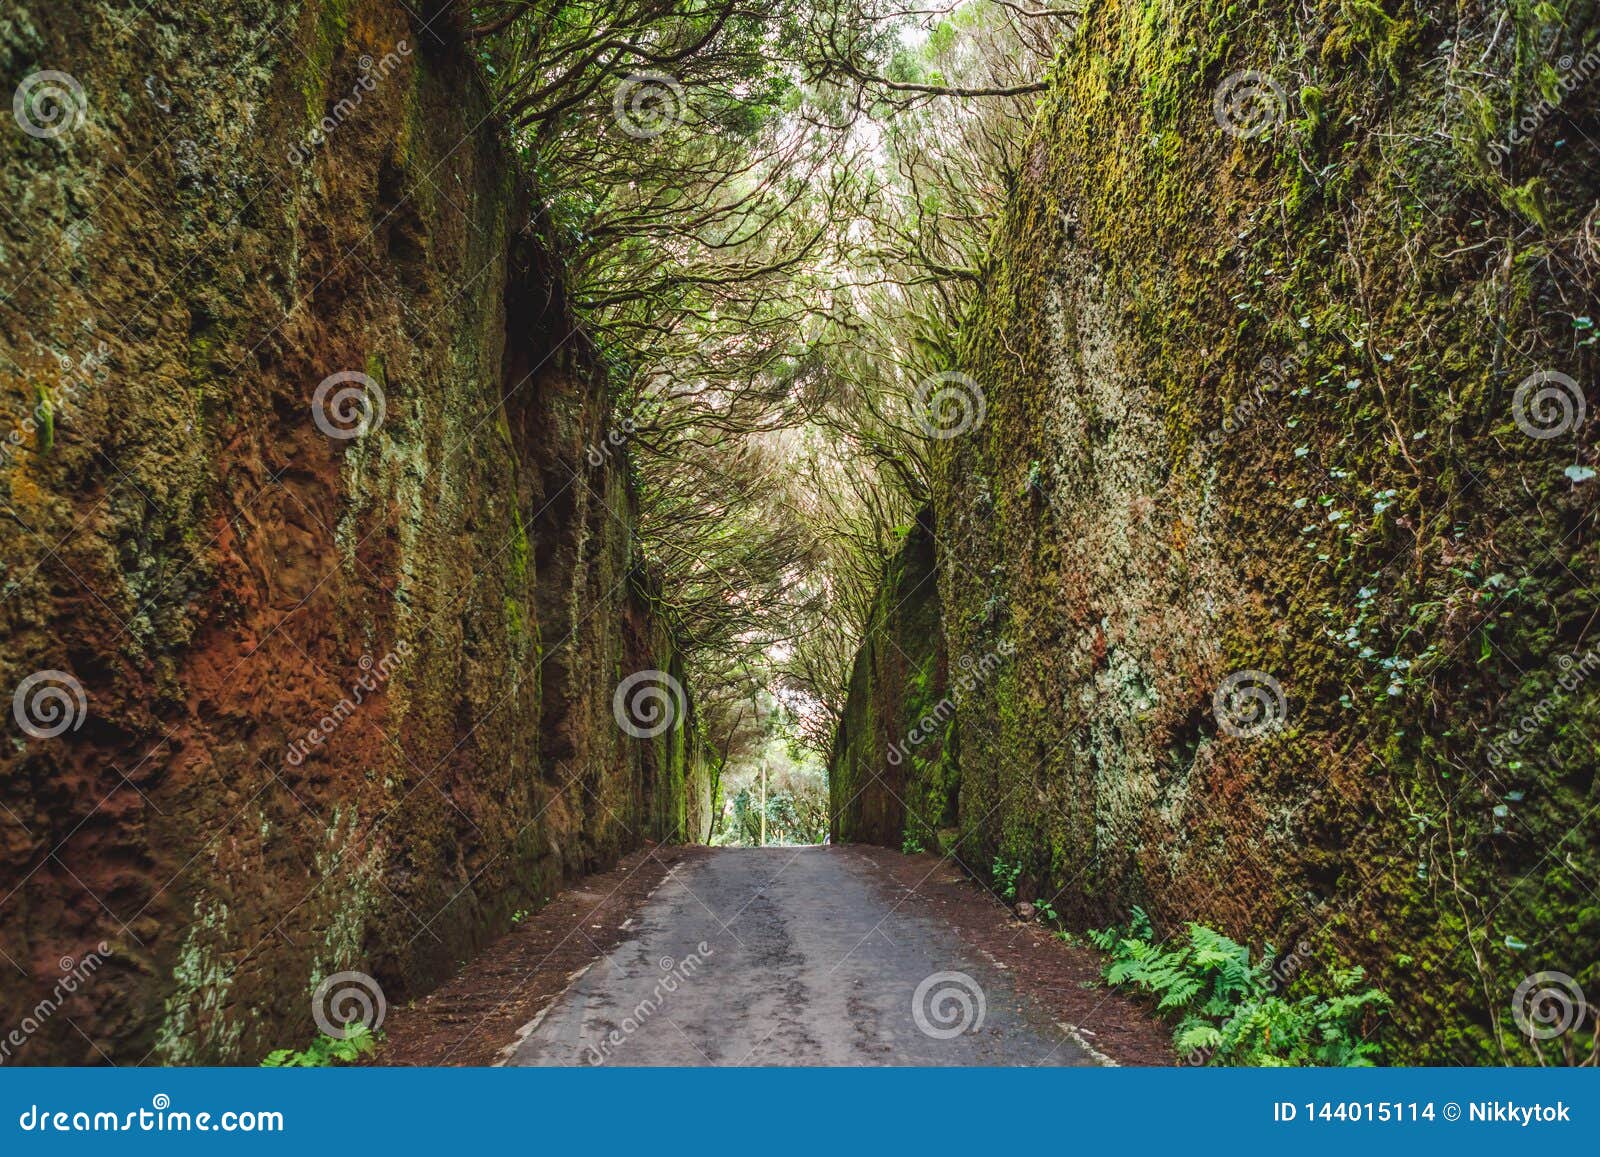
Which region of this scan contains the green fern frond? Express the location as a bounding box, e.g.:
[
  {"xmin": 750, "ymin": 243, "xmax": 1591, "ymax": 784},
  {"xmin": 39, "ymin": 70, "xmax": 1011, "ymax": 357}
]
[{"xmin": 1089, "ymin": 909, "xmax": 1389, "ymax": 1067}]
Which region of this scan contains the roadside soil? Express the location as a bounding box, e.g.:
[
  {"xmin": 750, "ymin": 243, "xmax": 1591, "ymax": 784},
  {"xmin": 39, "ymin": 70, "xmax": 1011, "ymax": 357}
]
[
  {"xmin": 379, "ymin": 842, "xmax": 709, "ymax": 1066},
  {"xmin": 842, "ymin": 844, "xmax": 1175, "ymax": 1065}
]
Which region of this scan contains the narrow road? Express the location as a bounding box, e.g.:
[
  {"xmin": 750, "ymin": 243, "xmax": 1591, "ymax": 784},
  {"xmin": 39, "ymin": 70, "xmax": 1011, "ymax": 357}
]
[{"xmin": 510, "ymin": 846, "xmax": 1094, "ymax": 1066}]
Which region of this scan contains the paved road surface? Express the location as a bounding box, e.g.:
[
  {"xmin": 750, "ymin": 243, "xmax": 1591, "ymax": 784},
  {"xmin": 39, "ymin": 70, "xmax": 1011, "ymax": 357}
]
[{"xmin": 510, "ymin": 846, "xmax": 1094, "ymax": 1066}]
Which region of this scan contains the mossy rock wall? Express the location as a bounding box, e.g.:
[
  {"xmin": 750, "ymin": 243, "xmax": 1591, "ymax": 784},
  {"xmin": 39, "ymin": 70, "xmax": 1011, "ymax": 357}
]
[
  {"xmin": 0, "ymin": 0, "xmax": 707, "ymax": 1063},
  {"xmin": 829, "ymin": 510, "xmax": 958, "ymax": 847},
  {"xmin": 842, "ymin": 0, "xmax": 1599, "ymax": 1062}
]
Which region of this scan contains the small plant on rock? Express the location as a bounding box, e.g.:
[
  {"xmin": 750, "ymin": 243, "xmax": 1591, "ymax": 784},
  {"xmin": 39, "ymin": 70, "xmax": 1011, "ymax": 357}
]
[
  {"xmin": 261, "ymin": 1024, "xmax": 378, "ymax": 1068},
  {"xmin": 991, "ymin": 856, "xmax": 1022, "ymax": 901}
]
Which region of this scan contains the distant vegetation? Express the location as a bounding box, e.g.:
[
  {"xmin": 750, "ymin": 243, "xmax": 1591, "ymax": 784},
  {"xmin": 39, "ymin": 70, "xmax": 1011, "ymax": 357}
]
[{"xmin": 711, "ymin": 695, "xmax": 829, "ymax": 846}]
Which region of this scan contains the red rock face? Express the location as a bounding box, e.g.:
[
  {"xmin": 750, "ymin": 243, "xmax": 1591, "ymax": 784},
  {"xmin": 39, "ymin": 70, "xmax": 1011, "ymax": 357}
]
[{"xmin": 0, "ymin": 2, "xmax": 705, "ymax": 1063}]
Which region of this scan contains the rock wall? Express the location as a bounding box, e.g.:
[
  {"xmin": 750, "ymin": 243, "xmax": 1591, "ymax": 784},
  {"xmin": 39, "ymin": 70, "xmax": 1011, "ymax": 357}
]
[
  {"xmin": 829, "ymin": 510, "xmax": 951, "ymax": 847},
  {"xmin": 836, "ymin": 0, "xmax": 1599, "ymax": 1063},
  {"xmin": 0, "ymin": 0, "xmax": 708, "ymax": 1064}
]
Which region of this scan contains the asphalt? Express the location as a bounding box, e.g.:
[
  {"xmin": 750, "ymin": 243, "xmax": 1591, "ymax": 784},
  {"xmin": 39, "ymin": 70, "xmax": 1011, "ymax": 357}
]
[{"xmin": 509, "ymin": 845, "xmax": 1095, "ymax": 1066}]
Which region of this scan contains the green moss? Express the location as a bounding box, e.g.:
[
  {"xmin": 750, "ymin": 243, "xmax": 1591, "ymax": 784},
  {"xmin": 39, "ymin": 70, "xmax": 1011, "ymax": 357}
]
[
  {"xmin": 508, "ymin": 505, "xmax": 530, "ymax": 581},
  {"xmin": 1499, "ymin": 176, "xmax": 1553, "ymax": 228},
  {"xmin": 1323, "ymin": 0, "xmax": 1418, "ymax": 82},
  {"xmin": 859, "ymin": 0, "xmax": 1600, "ymax": 1063},
  {"xmin": 829, "ymin": 510, "xmax": 950, "ymax": 846},
  {"xmin": 31, "ymin": 382, "xmax": 52, "ymax": 452}
]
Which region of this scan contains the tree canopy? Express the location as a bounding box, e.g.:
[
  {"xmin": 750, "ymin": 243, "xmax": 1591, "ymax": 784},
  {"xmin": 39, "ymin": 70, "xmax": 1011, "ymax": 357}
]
[{"xmin": 464, "ymin": 0, "xmax": 1071, "ymax": 765}]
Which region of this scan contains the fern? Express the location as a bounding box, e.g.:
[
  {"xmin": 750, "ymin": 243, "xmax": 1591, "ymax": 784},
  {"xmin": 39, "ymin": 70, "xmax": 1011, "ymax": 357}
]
[
  {"xmin": 1087, "ymin": 912, "xmax": 1390, "ymax": 1066},
  {"xmin": 261, "ymin": 1025, "xmax": 378, "ymax": 1068},
  {"xmin": 1086, "ymin": 925, "xmax": 1120, "ymax": 952},
  {"xmin": 1127, "ymin": 906, "xmax": 1153, "ymax": 939},
  {"xmin": 1173, "ymin": 1019, "xmax": 1222, "ymax": 1054},
  {"xmin": 1157, "ymin": 976, "xmax": 1204, "ymax": 1010}
]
